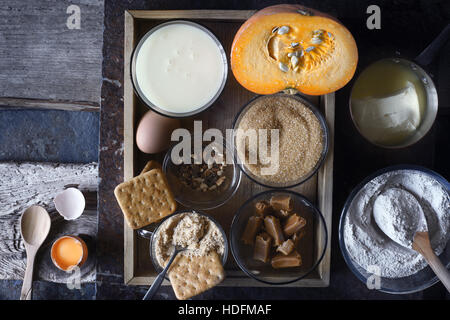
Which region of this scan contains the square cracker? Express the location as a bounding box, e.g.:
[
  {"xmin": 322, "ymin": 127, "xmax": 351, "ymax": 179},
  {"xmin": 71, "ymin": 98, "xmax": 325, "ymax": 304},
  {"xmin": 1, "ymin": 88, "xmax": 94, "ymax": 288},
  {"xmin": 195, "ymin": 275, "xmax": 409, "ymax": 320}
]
[
  {"xmin": 114, "ymin": 168, "xmax": 176, "ymax": 229},
  {"xmin": 168, "ymin": 252, "xmax": 225, "ymax": 300},
  {"xmin": 140, "ymin": 160, "xmax": 162, "ymax": 175}
]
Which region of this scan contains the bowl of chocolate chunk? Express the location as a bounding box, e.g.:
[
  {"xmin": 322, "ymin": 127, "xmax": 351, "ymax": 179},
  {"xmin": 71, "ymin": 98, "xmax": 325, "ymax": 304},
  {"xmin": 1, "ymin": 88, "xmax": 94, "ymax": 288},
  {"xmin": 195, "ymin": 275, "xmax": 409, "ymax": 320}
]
[
  {"xmin": 233, "ymin": 93, "xmax": 329, "ymax": 188},
  {"xmin": 230, "ymin": 190, "xmax": 328, "ymax": 284},
  {"xmin": 163, "ymin": 140, "xmax": 241, "ymax": 210}
]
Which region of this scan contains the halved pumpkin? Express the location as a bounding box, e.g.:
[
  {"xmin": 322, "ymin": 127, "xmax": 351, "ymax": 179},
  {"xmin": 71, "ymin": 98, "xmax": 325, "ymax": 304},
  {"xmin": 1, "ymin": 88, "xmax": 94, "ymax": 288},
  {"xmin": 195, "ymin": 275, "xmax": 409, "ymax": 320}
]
[{"xmin": 231, "ymin": 4, "xmax": 358, "ymax": 95}]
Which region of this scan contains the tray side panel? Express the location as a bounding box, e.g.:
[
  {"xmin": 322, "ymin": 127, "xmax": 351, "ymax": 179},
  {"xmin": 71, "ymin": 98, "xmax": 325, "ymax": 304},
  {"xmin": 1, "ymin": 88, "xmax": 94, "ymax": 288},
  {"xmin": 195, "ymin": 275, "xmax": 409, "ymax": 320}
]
[
  {"xmin": 317, "ymin": 93, "xmax": 335, "ymax": 286},
  {"xmin": 123, "ymin": 10, "xmax": 136, "ymax": 284}
]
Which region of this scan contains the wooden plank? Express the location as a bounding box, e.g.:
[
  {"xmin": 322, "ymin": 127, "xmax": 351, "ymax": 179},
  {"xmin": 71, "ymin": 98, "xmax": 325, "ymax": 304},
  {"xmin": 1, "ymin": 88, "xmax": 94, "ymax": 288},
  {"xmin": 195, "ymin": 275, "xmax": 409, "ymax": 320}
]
[
  {"xmin": 129, "ymin": 10, "xmax": 255, "ymax": 20},
  {"xmin": 0, "ymin": 97, "xmax": 99, "ymax": 112},
  {"xmin": 0, "ymin": 162, "xmax": 98, "ymax": 283},
  {"xmin": 0, "ymin": 0, "xmax": 103, "ymax": 104},
  {"xmin": 123, "ymin": 10, "xmax": 334, "ymax": 287}
]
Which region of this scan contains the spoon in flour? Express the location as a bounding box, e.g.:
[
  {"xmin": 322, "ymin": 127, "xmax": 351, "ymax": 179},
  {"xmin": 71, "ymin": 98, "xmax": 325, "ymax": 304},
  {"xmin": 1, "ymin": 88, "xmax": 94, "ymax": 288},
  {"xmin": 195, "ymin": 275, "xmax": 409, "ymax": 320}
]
[{"xmin": 373, "ymin": 188, "xmax": 450, "ymax": 291}]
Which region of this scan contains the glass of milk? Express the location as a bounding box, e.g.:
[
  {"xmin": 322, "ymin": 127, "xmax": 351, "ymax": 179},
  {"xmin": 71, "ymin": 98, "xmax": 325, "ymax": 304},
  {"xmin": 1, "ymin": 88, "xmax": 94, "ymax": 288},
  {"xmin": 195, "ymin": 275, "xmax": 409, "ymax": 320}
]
[{"xmin": 131, "ymin": 20, "xmax": 228, "ymax": 117}]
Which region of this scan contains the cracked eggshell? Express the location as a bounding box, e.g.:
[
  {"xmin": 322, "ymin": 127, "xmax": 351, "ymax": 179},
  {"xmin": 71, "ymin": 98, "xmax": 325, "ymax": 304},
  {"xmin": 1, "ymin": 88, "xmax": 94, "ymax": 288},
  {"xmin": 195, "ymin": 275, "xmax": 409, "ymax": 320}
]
[{"xmin": 54, "ymin": 188, "xmax": 85, "ymax": 220}]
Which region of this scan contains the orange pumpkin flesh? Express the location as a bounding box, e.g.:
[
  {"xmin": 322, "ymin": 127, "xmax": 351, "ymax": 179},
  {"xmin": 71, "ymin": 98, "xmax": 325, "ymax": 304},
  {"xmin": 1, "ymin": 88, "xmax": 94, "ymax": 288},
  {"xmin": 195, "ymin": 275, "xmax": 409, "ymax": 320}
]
[{"xmin": 231, "ymin": 4, "xmax": 358, "ymax": 95}]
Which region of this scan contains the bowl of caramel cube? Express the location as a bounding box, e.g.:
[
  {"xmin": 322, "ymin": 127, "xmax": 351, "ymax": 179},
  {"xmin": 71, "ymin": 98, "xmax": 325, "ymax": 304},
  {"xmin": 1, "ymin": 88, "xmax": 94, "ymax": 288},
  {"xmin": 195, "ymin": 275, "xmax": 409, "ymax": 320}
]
[{"xmin": 230, "ymin": 190, "xmax": 328, "ymax": 285}]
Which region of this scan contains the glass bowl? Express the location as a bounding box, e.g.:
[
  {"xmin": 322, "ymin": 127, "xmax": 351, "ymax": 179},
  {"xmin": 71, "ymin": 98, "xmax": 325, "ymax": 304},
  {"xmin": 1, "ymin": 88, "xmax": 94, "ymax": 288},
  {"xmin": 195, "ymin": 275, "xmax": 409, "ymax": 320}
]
[
  {"xmin": 339, "ymin": 164, "xmax": 450, "ymax": 294},
  {"xmin": 232, "ymin": 93, "xmax": 329, "ymax": 189},
  {"xmin": 163, "ymin": 140, "xmax": 242, "ymax": 210},
  {"xmin": 230, "ymin": 190, "xmax": 328, "ymax": 285},
  {"xmin": 130, "ymin": 20, "xmax": 228, "ymax": 118},
  {"xmin": 138, "ymin": 210, "xmax": 228, "ymax": 278}
]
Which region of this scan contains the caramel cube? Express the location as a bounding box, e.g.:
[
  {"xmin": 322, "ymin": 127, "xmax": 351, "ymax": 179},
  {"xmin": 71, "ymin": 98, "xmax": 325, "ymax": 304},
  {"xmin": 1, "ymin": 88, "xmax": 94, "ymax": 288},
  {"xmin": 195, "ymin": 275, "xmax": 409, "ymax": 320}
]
[
  {"xmin": 270, "ymin": 195, "xmax": 293, "ymax": 212},
  {"xmin": 264, "ymin": 215, "xmax": 284, "ymax": 246},
  {"xmin": 271, "ymin": 250, "xmax": 302, "ymax": 269},
  {"xmin": 291, "ymin": 229, "xmax": 306, "ymax": 249},
  {"xmin": 275, "ymin": 209, "xmax": 291, "ymax": 219},
  {"xmin": 276, "ymin": 239, "xmax": 294, "ymax": 255},
  {"xmin": 254, "ymin": 200, "xmax": 272, "ymax": 217},
  {"xmin": 241, "ymin": 215, "xmax": 262, "ymax": 245},
  {"xmin": 253, "ymin": 233, "xmax": 272, "ymax": 263},
  {"xmin": 283, "ymin": 214, "xmax": 306, "ymax": 237}
]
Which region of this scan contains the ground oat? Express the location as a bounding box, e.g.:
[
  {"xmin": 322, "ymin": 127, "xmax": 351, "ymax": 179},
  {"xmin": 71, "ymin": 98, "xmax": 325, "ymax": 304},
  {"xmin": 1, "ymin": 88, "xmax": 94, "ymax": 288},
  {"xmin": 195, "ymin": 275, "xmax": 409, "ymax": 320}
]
[
  {"xmin": 154, "ymin": 212, "xmax": 225, "ymax": 267},
  {"xmin": 236, "ymin": 95, "xmax": 324, "ymax": 184}
]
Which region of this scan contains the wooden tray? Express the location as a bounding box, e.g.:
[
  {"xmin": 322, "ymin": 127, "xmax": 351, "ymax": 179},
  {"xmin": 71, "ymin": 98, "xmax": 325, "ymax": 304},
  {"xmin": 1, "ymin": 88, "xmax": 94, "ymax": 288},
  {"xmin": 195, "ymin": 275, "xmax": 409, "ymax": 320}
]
[{"xmin": 123, "ymin": 10, "xmax": 334, "ymax": 287}]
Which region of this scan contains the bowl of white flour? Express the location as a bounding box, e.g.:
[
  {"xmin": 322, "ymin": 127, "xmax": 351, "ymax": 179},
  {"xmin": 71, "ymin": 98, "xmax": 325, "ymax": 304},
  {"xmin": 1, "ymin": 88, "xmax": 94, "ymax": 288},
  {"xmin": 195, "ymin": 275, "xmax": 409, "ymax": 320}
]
[{"xmin": 339, "ymin": 165, "xmax": 450, "ymax": 294}]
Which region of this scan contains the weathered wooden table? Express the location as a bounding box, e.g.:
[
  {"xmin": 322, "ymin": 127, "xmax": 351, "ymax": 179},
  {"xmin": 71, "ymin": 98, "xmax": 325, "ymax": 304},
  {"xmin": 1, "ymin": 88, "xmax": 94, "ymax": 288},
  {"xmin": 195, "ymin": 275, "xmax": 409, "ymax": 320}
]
[{"xmin": 0, "ymin": 0, "xmax": 103, "ymax": 299}]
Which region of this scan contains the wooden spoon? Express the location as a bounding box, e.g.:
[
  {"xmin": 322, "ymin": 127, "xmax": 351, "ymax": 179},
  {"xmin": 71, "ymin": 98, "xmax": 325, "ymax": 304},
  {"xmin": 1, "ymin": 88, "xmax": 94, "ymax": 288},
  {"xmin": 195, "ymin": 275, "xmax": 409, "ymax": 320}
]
[
  {"xmin": 20, "ymin": 205, "xmax": 51, "ymax": 300},
  {"xmin": 373, "ymin": 188, "xmax": 450, "ymax": 292},
  {"xmin": 412, "ymin": 231, "xmax": 450, "ymax": 291}
]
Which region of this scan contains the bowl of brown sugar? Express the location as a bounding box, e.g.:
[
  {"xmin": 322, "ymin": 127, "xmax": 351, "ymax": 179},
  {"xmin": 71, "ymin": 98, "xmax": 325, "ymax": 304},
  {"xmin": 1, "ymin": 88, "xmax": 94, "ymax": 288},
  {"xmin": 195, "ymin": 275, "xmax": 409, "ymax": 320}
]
[{"xmin": 232, "ymin": 93, "xmax": 329, "ymax": 188}]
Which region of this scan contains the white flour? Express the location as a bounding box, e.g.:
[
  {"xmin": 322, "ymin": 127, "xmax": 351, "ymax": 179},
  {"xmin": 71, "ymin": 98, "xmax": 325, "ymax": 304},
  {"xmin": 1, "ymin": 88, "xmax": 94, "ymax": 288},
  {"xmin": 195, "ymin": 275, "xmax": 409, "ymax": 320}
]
[
  {"xmin": 373, "ymin": 188, "xmax": 427, "ymax": 248},
  {"xmin": 344, "ymin": 170, "xmax": 450, "ymax": 278}
]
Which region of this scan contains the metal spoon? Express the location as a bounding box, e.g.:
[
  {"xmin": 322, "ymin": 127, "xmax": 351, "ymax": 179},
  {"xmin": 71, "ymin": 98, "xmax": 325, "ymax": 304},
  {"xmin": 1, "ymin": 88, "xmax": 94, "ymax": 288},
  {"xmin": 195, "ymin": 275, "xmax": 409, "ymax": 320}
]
[
  {"xmin": 20, "ymin": 205, "xmax": 51, "ymax": 300},
  {"xmin": 373, "ymin": 188, "xmax": 450, "ymax": 291},
  {"xmin": 142, "ymin": 245, "xmax": 186, "ymax": 300}
]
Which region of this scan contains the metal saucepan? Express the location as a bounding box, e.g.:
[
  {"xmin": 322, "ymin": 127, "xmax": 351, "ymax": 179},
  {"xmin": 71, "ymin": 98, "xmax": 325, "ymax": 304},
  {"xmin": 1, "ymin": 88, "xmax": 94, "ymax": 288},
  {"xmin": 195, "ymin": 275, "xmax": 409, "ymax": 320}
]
[{"xmin": 350, "ymin": 24, "xmax": 450, "ymax": 148}]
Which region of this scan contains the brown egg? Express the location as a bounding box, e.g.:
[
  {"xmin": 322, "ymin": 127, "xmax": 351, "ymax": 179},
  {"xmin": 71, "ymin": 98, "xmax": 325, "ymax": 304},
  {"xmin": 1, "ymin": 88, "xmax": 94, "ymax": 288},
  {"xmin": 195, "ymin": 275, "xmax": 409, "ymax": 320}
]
[{"xmin": 136, "ymin": 111, "xmax": 181, "ymax": 154}]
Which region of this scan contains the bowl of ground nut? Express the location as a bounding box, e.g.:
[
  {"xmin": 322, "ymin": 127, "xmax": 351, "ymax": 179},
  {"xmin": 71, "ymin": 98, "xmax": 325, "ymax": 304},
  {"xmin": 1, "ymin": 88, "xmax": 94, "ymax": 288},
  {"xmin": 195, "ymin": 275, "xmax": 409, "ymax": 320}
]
[{"xmin": 232, "ymin": 93, "xmax": 329, "ymax": 188}]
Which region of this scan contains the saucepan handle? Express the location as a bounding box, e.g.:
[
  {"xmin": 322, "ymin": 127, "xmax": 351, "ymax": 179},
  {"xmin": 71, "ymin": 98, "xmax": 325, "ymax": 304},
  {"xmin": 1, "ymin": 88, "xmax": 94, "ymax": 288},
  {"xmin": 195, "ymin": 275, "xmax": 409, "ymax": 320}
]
[
  {"xmin": 137, "ymin": 228, "xmax": 153, "ymax": 239},
  {"xmin": 415, "ymin": 24, "xmax": 450, "ymax": 67}
]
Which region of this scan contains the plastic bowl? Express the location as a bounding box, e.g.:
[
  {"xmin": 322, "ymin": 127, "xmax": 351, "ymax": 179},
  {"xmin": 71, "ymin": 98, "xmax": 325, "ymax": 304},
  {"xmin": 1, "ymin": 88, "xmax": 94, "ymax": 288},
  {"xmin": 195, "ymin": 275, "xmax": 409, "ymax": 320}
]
[
  {"xmin": 230, "ymin": 190, "xmax": 328, "ymax": 285},
  {"xmin": 232, "ymin": 93, "xmax": 329, "ymax": 189},
  {"xmin": 339, "ymin": 164, "xmax": 450, "ymax": 294},
  {"xmin": 163, "ymin": 140, "xmax": 241, "ymax": 210}
]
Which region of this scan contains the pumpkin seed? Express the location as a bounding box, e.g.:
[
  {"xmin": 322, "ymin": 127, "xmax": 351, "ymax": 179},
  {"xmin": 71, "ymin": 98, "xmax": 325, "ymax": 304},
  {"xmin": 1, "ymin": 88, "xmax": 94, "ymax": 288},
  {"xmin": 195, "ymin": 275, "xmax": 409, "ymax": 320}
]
[
  {"xmin": 311, "ymin": 37, "xmax": 322, "ymax": 45},
  {"xmin": 327, "ymin": 31, "xmax": 333, "ymax": 38},
  {"xmin": 291, "ymin": 55, "xmax": 299, "ymax": 67},
  {"xmin": 305, "ymin": 46, "xmax": 315, "ymax": 52},
  {"xmin": 293, "ymin": 66, "xmax": 299, "ymax": 72},
  {"xmin": 272, "ymin": 26, "xmax": 279, "ymax": 34},
  {"xmin": 313, "ymin": 29, "xmax": 324, "ymax": 35},
  {"xmin": 290, "ymin": 42, "xmax": 299, "ymax": 48},
  {"xmin": 288, "ymin": 52, "xmax": 294, "ymax": 57},
  {"xmin": 297, "ymin": 9, "xmax": 312, "ymax": 16},
  {"xmin": 278, "ymin": 62, "xmax": 289, "ymax": 72},
  {"xmin": 277, "ymin": 26, "xmax": 290, "ymax": 35},
  {"xmin": 297, "ymin": 49, "xmax": 304, "ymax": 57}
]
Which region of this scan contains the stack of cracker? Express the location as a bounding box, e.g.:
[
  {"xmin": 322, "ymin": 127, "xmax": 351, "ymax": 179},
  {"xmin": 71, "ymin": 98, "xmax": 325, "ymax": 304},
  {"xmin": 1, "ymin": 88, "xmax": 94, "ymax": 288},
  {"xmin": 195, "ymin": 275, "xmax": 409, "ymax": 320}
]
[{"xmin": 114, "ymin": 161, "xmax": 177, "ymax": 229}]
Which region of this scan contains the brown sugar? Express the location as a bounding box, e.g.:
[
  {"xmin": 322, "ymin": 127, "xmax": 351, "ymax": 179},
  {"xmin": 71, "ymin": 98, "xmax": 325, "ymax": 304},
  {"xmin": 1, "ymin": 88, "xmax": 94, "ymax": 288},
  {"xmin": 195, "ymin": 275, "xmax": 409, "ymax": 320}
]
[{"xmin": 236, "ymin": 95, "xmax": 324, "ymax": 184}]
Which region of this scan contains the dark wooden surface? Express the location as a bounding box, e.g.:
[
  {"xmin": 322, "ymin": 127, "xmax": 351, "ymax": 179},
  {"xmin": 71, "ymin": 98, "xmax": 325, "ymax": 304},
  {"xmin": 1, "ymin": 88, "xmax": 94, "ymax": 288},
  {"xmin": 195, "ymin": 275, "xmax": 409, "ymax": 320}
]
[
  {"xmin": 98, "ymin": 0, "xmax": 450, "ymax": 300},
  {"xmin": 0, "ymin": 0, "xmax": 103, "ymax": 107}
]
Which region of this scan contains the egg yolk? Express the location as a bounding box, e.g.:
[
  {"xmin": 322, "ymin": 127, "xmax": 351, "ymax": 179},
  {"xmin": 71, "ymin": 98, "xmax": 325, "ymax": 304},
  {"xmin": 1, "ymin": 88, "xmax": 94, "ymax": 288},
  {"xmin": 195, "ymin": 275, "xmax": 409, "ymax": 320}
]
[{"xmin": 51, "ymin": 237, "xmax": 83, "ymax": 270}]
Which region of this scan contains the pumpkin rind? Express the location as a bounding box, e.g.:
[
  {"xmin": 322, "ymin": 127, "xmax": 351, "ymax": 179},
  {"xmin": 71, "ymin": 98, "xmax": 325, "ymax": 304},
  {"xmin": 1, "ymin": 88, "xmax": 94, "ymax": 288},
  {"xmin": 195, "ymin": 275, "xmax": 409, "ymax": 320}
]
[{"xmin": 231, "ymin": 4, "xmax": 358, "ymax": 95}]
